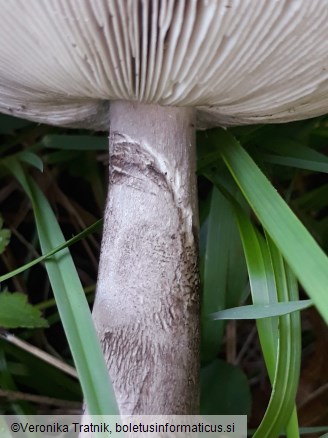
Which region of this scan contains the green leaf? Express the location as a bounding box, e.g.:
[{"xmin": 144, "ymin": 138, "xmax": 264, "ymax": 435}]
[
  {"xmin": 17, "ymin": 151, "xmax": 44, "ymax": 172},
  {"xmin": 254, "ymin": 137, "xmax": 328, "ymax": 173},
  {"xmin": 200, "ymin": 187, "xmax": 231, "ymax": 362},
  {"xmin": 200, "ymin": 128, "xmax": 328, "ymax": 324},
  {"xmin": 0, "ymin": 347, "xmax": 32, "ymax": 414},
  {"xmin": 200, "ymin": 181, "xmax": 248, "ymax": 363},
  {"xmin": 311, "ymin": 127, "xmax": 328, "ymax": 138},
  {"xmin": 2, "ymin": 158, "xmax": 119, "ymax": 415},
  {"xmin": 233, "ymin": 204, "xmax": 278, "ymax": 380},
  {"xmin": 1, "ymin": 338, "xmax": 81, "ymax": 400},
  {"xmin": 43, "ymin": 135, "xmax": 107, "ymax": 151},
  {"xmin": 211, "ymin": 300, "xmax": 312, "ymax": 320},
  {"xmin": 46, "ymin": 150, "xmax": 80, "ymax": 164},
  {"xmin": 201, "ymin": 359, "xmax": 251, "ymax": 415},
  {"xmin": 294, "ymin": 185, "xmax": 328, "ymax": 211},
  {"xmin": 252, "ymin": 237, "xmax": 301, "ymax": 438},
  {"xmin": 256, "ymin": 152, "xmax": 328, "ymax": 173},
  {"xmin": 0, "ymin": 220, "xmax": 102, "ymax": 283},
  {"xmin": 0, "ymin": 292, "xmax": 48, "ymax": 328},
  {"xmin": 0, "ymin": 114, "xmax": 32, "ymax": 134},
  {"xmin": 0, "ymin": 217, "xmax": 10, "ymax": 254},
  {"xmin": 228, "ymin": 200, "xmax": 300, "ymax": 437}
]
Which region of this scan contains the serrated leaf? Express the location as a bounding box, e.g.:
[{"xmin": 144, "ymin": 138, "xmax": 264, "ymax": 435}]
[{"xmin": 0, "ymin": 292, "xmax": 48, "ymax": 328}]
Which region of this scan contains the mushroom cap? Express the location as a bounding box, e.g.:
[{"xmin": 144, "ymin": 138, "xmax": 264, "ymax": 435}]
[{"xmin": 0, "ymin": 0, "xmax": 328, "ymax": 130}]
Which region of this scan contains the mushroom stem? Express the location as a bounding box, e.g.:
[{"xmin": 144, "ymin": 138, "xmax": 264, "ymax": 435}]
[{"xmin": 92, "ymin": 101, "xmax": 200, "ymax": 414}]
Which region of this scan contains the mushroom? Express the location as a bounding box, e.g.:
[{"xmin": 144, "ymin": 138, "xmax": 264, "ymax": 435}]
[{"xmin": 1, "ymin": 0, "xmax": 328, "ymax": 415}]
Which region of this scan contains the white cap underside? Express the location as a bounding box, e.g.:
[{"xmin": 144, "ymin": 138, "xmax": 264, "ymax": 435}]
[{"xmin": 0, "ymin": 0, "xmax": 328, "ymax": 129}]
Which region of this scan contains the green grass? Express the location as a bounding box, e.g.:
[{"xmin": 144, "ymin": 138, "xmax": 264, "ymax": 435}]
[{"xmin": 1, "ymin": 113, "xmax": 327, "ymax": 436}]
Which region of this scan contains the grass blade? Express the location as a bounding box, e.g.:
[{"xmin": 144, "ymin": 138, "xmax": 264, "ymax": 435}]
[
  {"xmin": 201, "ymin": 187, "xmax": 232, "ymax": 362},
  {"xmin": 211, "ymin": 300, "xmax": 312, "ymax": 320},
  {"xmin": 234, "ymin": 206, "xmax": 300, "ymax": 437},
  {"xmin": 0, "ymin": 220, "xmax": 102, "ymax": 283},
  {"xmin": 3, "ymin": 158, "xmax": 118, "ymax": 415},
  {"xmin": 200, "ymin": 129, "xmax": 328, "ymax": 324},
  {"xmin": 255, "ymin": 137, "xmax": 328, "ymax": 173},
  {"xmin": 253, "ymin": 235, "xmax": 301, "ymax": 438}
]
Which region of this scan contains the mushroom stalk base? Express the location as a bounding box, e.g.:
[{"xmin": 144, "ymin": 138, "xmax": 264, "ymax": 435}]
[{"xmin": 93, "ymin": 102, "xmax": 199, "ymax": 414}]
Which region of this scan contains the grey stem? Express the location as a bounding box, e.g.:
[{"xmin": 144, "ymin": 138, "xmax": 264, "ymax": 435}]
[{"xmin": 92, "ymin": 101, "xmax": 200, "ymax": 415}]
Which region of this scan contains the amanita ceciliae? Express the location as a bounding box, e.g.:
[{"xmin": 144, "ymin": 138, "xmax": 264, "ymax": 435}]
[{"xmin": 1, "ymin": 0, "xmax": 328, "ymax": 415}]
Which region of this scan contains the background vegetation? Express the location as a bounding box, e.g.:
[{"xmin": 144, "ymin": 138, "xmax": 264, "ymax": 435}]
[{"xmin": 0, "ymin": 113, "xmax": 327, "ymax": 436}]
